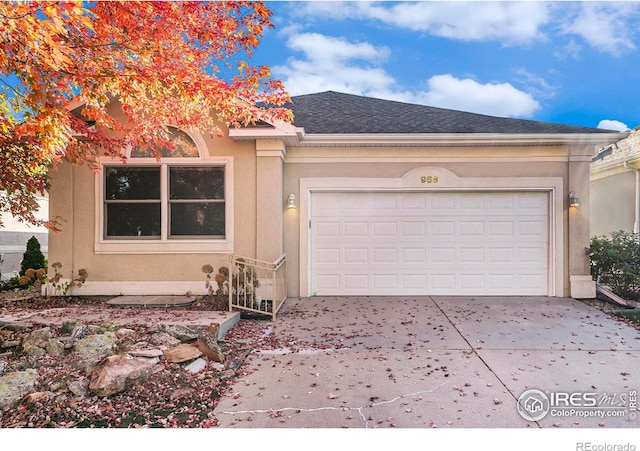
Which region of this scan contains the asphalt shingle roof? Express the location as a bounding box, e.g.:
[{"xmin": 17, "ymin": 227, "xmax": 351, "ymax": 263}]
[{"xmin": 288, "ymin": 91, "xmax": 616, "ymax": 135}]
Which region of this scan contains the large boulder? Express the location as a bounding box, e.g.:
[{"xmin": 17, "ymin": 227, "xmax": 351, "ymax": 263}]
[
  {"xmin": 0, "ymin": 369, "xmax": 38, "ymax": 409},
  {"xmin": 73, "ymin": 332, "xmax": 117, "ymax": 374},
  {"xmin": 89, "ymin": 354, "xmax": 158, "ymax": 397}
]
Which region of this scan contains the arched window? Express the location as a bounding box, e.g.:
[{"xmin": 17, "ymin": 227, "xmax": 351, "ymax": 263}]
[
  {"xmin": 130, "ymin": 126, "xmax": 200, "ymax": 158},
  {"xmin": 98, "ymin": 127, "xmax": 233, "ymax": 252}
]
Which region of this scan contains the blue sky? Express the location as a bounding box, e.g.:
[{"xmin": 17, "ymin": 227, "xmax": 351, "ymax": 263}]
[{"xmin": 251, "ymin": 1, "xmax": 640, "ymax": 131}]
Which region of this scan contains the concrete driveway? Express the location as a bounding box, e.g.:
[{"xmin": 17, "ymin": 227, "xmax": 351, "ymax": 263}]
[{"xmin": 214, "ymin": 296, "xmax": 640, "ymax": 428}]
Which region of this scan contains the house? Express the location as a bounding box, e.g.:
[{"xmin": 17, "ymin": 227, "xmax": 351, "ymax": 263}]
[
  {"xmin": 590, "ymin": 127, "xmax": 640, "ymax": 237},
  {"xmin": 0, "ymin": 194, "xmax": 48, "ymax": 280},
  {"xmin": 47, "ymin": 91, "xmax": 625, "ymax": 304}
]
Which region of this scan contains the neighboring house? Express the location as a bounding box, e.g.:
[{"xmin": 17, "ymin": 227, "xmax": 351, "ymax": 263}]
[
  {"xmin": 590, "ymin": 127, "xmax": 640, "ymax": 237},
  {"xmin": 0, "ymin": 194, "xmax": 49, "ymax": 280},
  {"xmin": 47, "ymin": 91, "xmax": 624, "ymax": 300}
]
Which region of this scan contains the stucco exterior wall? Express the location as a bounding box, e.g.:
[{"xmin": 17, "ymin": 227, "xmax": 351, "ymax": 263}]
[
  {"xmin": 47, "ymin": 129, "xmax": 261, "ymax": 295},
  {"xmin": 590, "ymin": 171, "xmax": 635, "ymax": 237}
]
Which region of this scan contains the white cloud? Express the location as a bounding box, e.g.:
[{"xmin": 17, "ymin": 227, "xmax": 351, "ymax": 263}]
[
  {"xmin": 417, "ymin": 74, "xmax": 541, "ymax": 118},
  {"xmin": 274, "ymin": 31, "xmax": 541, "ymax": 119},
  {"xmin": 553, "ymin": 39, "xmax": 582, "ymax": 61},
  {"xmin": 284, "ymin": 32, "xmax": 390, "ymax": 64},
  {"xmin": 597, "ymin": 120, "xmax": 629, "ymax": 132},
  {"xmin": 513, "ymin": 68, "xmax": 556, "ymax": 100},
  {"xmin": 559, "ymin": 3, "xmax": 638, "ymax": 55},
  {"xmin": 295, "ymin": 1, "xmax": 550, "ymax": 44},
  {"xmin": 273, "ymin": 32, "xmax": 396, "ymax": 96}
]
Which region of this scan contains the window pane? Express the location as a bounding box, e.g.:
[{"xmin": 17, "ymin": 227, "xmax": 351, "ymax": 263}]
[
  {"xmin": 130, "ymin": 127, "xmax": 199, "ymax": 158},
  {"xmin": 105, "ymin": 167, "xmax": 160, "ymax": 200},
  {"xmin": 106, "ymin": 203, "xmax": 161, "ymax": 237},
  {"xmin": 170, "ymin": 167, "xmax": 224, "ymax": 200},
  {"xmin": 170, "ymin": 203, "xmax": 225, "ymax": 236}
]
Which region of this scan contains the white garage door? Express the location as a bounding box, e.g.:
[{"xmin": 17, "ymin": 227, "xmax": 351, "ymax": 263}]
[{"xmin": 310, "ymin": 191, "xmax": 549, "ymax": 296}]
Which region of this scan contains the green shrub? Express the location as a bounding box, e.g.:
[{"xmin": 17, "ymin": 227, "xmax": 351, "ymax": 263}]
[
  {"xmin": 20, "ymin": 236, "xmax": 46, "ymax": 276},
  {"xmin": 589, "ymin": 231, "xmax": 640, "ymax": 300}
]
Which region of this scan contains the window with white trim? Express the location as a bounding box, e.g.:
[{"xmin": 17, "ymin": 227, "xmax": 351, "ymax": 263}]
[
  {"xmin": 98, "ymin": 127, "xmax": 233, "ymax": 252},
  {"xmin": 104, "ymin": 165, "xmax": 226, "ymax": 239}
]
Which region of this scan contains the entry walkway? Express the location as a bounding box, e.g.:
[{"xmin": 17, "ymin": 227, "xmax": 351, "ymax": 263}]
[{"xmin": 214, "ymin": 296, "xmax": 640, "ymax": 428}]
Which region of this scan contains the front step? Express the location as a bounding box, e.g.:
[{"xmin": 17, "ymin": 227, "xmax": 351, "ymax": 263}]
[{"xmin": 107, "ymin": 295, "xmax": 197, "ymax": 308}]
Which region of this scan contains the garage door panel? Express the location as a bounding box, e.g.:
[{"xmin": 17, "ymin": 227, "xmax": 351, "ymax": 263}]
[
  {"xmin": 373, "ymin": 222, "xmax": 397, "ymax": 237},
  {"xmin": 488, "ymin": 221, "xmax": 514, "ymax": 236},
  {"xmin": 315, "ymin": 221, "xmax": 340, "ymax": 237},
  {"xmin": 430, "ymin": 247, "xmax": 455, "ymax": 263},
  {"xmin": 315, "ymin": 248, "xmax": 340, "ymax": 264},
  {"xmin": 373, "ymin": 248, "xmax": 398, "ymax": 263},
  {"xmin": 488, "ymin": 247, "xmax": 514, "ymax": 262},
  {"xmin": 401, "ymin": 222, "xmax": 426, "ymax": 236},
  {"xmin": 402, "ymin": 248, "xmax": 426, "ymax": 263},
  {"xmin": 311, "ymin": 191, "xmax": 549, "ymax": 296},
  {"xmin": 344, "ymin": 248, "xmax": 368, "ymax": 263},
  {"xmin": 344, "ymin": 221, "xmax": 368, "ymax": 237},
  {"xmin": 431, "ymin": 221, "xmax": 455, "ymax": 236}
]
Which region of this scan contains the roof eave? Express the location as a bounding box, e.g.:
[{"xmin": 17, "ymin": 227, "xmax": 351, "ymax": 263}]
[
  {"xmin": 293, "ymin": 132, "xmax": 629, "ymax": 147},
  {"xmin": 229, "ymin": 122, "xmax": 305, "ymax": 146}
]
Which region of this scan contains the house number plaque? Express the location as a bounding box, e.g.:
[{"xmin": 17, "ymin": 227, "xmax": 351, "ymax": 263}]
[{"xmin": 421, "ymin": 176, "xmax": 439, "ymax": 184}]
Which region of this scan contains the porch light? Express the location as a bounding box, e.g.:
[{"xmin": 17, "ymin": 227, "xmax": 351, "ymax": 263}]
[
  {"xmin": 286, "ymin": 192, "xmax": 297, "ymax": 209},
  {"xmin": 569, "ymin": 191, "xmax": 580, "ymax": 208}
]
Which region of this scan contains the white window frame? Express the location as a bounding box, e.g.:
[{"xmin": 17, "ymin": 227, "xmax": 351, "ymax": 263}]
[{"xmin": 94, "ymin": 129, "xmax": 234, "ymax": 254}]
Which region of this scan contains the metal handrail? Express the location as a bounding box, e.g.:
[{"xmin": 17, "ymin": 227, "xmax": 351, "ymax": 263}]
[{"xmin": 228, "ymin": 254, "xmax": 287, "ymax": 320}]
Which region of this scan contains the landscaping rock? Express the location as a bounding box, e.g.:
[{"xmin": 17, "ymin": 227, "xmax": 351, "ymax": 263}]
[
  {"xmin": 89, "ymin": 354, "xmax": 158, "ymax": 397},
  {"xmin": 128, "ymin": 348, "xmax": 164, "ymax": 359},
  {"xmin": 149, "ymin": 332, "xmax": 181, "ymax": 348},
  {"xmin": 0, "ymin": 368, "xmax": 38, "ymax": 409},
  {"xmin": 45, "ymin": 339, "xmax": 65, "ymax": 357},
  {"xmin": 67, "ymin": 379, "xmax": 89, "ymax": 398},
  {"xmin": 184, "ymin": 358, "xmax": 207, "ymax": 374},
  {"xmin": 1, "ymin": 340, "xmax": 20, "ymax": 349},
  {"xmin": 116, "ymin": 328, "xmax": 136, "ymax": 339},
  {"xmin": 21, "ymin": 328, "xmax": 52, "ymax": 354},
  {"xmin": 70, "ymin": 324, "xmax": 88, "ymax": 342},
  {"xmin": 163, "ymin": 343, "xmax": 202, "ymax": 363},
  {"xmin": 197, "ymin": 330, "xmax": 225, "ymax": 363},
  {"xmin": 0, "ymin": 320, "xmax": 33, "ymax": 332},
  {"xmin": 158, "ymin": 324, "xmax": 203, "ymax": 342},
  {"xmin": 73, "ymin": 332, "xmax": 117, "ymax": 374},
  {"xmin": 26, "ymin": 346, "xmax": 46, "ymax": 357}
]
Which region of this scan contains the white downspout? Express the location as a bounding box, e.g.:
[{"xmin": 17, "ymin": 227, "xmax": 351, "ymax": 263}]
[{"xmin": 623, "ymin": 161, "xmax": 640, "ymax": 235}]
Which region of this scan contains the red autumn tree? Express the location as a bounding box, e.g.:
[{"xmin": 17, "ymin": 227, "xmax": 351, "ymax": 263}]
[{"xmin": 0, "ymin": 1, "xmax": 291, "ymax": 229}]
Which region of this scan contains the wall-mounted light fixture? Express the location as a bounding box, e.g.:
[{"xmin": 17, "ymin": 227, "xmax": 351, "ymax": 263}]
[
  {"xmin": 569, "ymin": 191, "xmax": 580, "ymax": 208},
  {"xmin": 286, "ymin": 192, "xmax": 297, "ymax": 209}
]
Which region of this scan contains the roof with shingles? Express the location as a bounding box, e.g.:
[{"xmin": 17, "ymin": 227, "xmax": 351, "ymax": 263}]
[{"xmin": 287, "ymin": 91, "xmax": 616, "ymax": 135}]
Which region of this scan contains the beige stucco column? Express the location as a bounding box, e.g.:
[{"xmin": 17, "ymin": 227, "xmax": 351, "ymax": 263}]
[
  {"xmin": 568, "ymin": 148, "xmax": 595, "ymax": 298},
  {"xmin": 46, "ymin": 164, "xmax": 75, "ymax": 283},
  {"xmin": 255, "ymin": 139, "xmax": 285, "ymax": 263}
]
